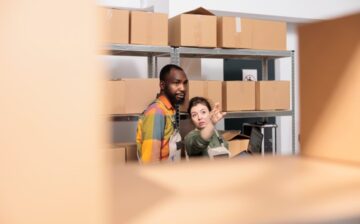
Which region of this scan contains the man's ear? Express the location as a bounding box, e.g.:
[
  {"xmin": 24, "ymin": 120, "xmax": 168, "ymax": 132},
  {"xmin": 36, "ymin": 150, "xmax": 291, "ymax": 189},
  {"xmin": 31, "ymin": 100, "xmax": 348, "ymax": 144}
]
[{"xmin": 160, "ymin": 80, "xmax": 165, "ymax": 91}]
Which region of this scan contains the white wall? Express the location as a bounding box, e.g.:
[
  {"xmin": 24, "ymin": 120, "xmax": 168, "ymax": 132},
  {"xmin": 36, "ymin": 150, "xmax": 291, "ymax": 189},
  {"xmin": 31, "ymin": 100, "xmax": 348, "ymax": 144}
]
[
  {"xmin": 99, "ymin": 0, "xmax": 360, "ymax": 18},
  {"xmin": 168, "ymin": 0, "xmax": 360, "ymax": 20},
  {"xmin": 201, "ymin": 59, "xmax": 225, "ymax": 130},
  {"xmin": 275, "ymin": 23, "xmax": 299, "ymax": 155},
  {"xmin": 99, "ymin": 0, "xmax": 143, "ymax": 8}
]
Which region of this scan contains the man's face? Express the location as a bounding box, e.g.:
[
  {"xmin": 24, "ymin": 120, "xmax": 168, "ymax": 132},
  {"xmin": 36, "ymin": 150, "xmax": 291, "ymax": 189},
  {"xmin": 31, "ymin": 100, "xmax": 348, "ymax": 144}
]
[{"xmin": 161, "ymin": 69, "xmax": 188, "ymax": 105}]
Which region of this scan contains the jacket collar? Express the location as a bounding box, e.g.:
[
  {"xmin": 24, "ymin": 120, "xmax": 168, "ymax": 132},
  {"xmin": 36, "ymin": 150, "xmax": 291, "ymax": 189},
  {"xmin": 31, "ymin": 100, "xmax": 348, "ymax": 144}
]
[{"xmin": 158, "ymin": 94, "xmax": 174, "ymax": 110}]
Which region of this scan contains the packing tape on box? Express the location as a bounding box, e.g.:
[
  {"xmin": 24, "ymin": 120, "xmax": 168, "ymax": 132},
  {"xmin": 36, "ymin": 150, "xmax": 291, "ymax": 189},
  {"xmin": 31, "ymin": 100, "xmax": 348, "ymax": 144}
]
[
  {"xmin": 235, "ymin": 17, "xmax": 242, "ymax": 33},
  {"xmin": 194, "ymin": 15, "xmax": 202, "ymax": 46}
]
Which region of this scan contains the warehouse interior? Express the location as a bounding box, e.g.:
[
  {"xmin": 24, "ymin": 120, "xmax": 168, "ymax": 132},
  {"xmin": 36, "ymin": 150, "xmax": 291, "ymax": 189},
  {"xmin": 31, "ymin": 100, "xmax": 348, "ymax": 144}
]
[{"xmin": 1, "ymin": 0, "xmax": 360, "ymax": 223}]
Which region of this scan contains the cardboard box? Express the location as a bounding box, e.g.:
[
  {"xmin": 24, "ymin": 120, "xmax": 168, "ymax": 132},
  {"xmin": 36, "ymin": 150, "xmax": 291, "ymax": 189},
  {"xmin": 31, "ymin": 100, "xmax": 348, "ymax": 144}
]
[
  {"xmin": 217, "ymin": 16, "xmax": 286, "ymax": 50},
  {"xmin": 299, "ymin": 13, "xmax": 360, "ymax": 163},
  {"xmin": 180, "ymin": 80, "xmax": 205, "ymax": 112},
  {"xmin": 109, "ymin": 79, "xmax": 159, "ymax": 114},
  {"xmin": 114, "ymin": 142, "xmax": 138, "ymax": 163},
  {"xmin": 222, "ymin": 130, "xmax": 250, "ymax": 158},
  {"xmin": 169, "ymin": 7, "xmax": 217, "ymax": 47},
  {"xmin": 205, "ymin": 80, "xmax": 222, "ymax": 109},
  {"xmin": 217, "ymin": 16, "xmax": 252, "ymax": 49},
  {"xmin": 131, "ymin": 11, "xmax": 168, "ymax": 46},
  {"xmin": 251, "ymin": 19, "xmax": 287, "ymax": 50},
  {"xmin": 102, "ymin": 8, "xmax": 129, "ymax": 44},
  {"xmin": 180, "ymin": 80, "xmax": 223, "ymax": 112},
  {"xmin": 222, "ymin": 81, "xmax": 255, "ymax": 111},
  {"xmin": 255, "ymin": 81, "xmax": 290, "ymax": 110},
  {"xmin": 114, "ymin": 147, "xmax": 126, "ymax": 164}
]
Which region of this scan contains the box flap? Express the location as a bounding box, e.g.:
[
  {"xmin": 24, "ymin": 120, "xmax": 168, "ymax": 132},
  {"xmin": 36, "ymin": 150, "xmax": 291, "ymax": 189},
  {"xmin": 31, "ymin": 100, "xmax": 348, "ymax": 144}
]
[
  {"xmin": 221, "ymin": 130, "xmax": 250, "ymax": 141},
  {"xmin": 183, "ymin": 7, "xmax": 214, "ymax": 16},
  {"xmin": 221, "ymin": 130, "xmax": 240, "ymax": 141}
]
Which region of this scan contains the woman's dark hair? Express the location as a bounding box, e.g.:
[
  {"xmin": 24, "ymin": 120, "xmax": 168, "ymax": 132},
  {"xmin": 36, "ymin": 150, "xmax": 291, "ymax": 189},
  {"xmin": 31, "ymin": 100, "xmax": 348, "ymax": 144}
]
[{"xmin": 187, "ymin": 97, "xmax": 212, "ymax": 115}]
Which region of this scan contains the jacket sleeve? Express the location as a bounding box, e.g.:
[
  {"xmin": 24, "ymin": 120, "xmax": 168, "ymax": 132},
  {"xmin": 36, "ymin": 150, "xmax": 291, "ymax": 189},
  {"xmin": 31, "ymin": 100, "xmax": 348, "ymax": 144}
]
[
  {"xmin": 137, "ymin": 107, "xmax": 165, "ymax": 163},
  {"xmin": 184, "ymin": 130, "xmax": 210, "ymax": 156}
]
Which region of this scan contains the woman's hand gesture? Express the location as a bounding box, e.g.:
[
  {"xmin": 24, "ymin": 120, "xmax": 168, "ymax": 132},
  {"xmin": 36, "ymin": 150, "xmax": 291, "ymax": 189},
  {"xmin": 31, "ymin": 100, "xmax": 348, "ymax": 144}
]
[{"xmin": 209, "ymin": 102, "xmax": 226, "ymax": 125}]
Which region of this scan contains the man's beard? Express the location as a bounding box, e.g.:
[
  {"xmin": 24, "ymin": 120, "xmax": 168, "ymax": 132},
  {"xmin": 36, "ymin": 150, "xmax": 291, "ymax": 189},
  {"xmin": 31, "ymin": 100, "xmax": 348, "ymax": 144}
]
[{"xmin": 164, "ymin": 87, "xmax": 185, "ymax": 106}]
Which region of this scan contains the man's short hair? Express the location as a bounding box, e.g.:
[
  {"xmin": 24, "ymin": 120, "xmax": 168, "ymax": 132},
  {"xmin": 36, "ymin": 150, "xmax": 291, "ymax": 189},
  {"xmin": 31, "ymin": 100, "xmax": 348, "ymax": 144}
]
[{"xmin": 159, "ymin": 64, "xmax": 183, "ymax": 81}]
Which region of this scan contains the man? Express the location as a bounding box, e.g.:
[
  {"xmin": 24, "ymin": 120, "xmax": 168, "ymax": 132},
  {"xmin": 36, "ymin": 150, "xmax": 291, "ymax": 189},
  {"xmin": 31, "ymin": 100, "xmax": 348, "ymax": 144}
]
[{"xmin": 136, "ymin": 64, "xmax": 188, "ymax": 164}]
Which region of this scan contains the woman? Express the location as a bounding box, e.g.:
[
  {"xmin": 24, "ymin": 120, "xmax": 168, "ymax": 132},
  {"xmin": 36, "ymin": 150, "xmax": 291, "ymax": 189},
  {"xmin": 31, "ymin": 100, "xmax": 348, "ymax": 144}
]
[{"xmin": 184, "ymin": 97, "xmax": 229, "ymax": 158}]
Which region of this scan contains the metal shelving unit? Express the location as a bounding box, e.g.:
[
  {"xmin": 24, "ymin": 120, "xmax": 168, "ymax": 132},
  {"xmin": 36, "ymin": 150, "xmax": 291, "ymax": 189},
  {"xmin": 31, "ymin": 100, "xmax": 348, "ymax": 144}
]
[
  {"xmin": 175, "ymin": 47, "xmax": 292, "ymax": 59},
  {"xmin": 171, "ymin": 46, "xmax": 295, "ymax": 154},
  {"xmin": 104, "ymin": 44, "xmax": 172, "ymax": 57},
  {"xmin": 224, "ymin": 110, "xmax": 293, "ymax": 118},
  {"xmin": 108, "ymin": 44, "xmax": 296, "ymax": 154},
  {"xmin": 171, "ymin": 47, "xmax": 296, "ymax": 154},
  {"xmin": 103, "ymin": 44, "xmax": 172, "ymax": 78},
  {"xmin": 112, "ymin": 110, "xmax": 292, "ymax": 121}
]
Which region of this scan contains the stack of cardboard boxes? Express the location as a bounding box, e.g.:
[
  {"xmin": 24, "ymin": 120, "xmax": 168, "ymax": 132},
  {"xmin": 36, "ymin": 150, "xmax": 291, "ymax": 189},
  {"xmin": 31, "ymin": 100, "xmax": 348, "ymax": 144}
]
[
  {"xmin": 104, "ymin": 6, "xmax": 290, "ymax": 114},
  {"xmin": 169, "ymin": 7, "xmax": 286, "ymax": 50},
  {"xmin": 109, "ymin": 79, "xmax": 290, "ymax": 114},
  {"xmin": 107, "ymin": 7, "xmax": 290, "ymax": 164},
  {"xmin": 110, "ymin": 79, "xmax": 290, "ymax": 164},
  {"xmin": 102, "ymin": 7, "xmax": 287, "ymax": 50},
  {"xmin": 180, "ymin": 80, "xmax": 222, "ymax": 112},
  {"xmin": 102, "ymin": 8, "xmax": 168, "ymax": 46},
  {"xmin": 109, "ymin": 79, "xmax": 159, "ymax": 114}
]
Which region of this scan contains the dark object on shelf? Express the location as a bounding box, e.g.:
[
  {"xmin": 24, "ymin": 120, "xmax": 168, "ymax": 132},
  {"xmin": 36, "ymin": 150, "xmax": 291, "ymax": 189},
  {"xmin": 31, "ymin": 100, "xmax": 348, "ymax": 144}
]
[{"xmin": 243, "ymin": 122, "xmax": 277, "ymax": 155}]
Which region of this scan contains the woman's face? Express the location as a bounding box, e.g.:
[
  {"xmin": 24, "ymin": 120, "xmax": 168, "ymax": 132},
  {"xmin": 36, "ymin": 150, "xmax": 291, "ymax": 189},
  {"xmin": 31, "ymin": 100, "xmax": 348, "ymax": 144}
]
[{"xmin": 190, "ymin": 103, "xmax": 210, "ymax": 129}]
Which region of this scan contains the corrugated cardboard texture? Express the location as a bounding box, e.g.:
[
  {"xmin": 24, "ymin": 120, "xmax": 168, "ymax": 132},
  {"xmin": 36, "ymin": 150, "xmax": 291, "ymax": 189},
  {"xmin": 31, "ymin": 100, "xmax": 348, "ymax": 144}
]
[
  {"xmin": 114, "ymin": 147, "xmax": 126, "ymax": 164},
  {"xmin": 110, "ymin": 79, "xmax": 159, "ymax": 114},
  {"xmin": 255, "ymin": 81, "xmax": 290, "ymax": 110},
  {"xmin": 180, "ymin": 80, "xmax": 223, "ymax": 112},
  {"xmin": 222, "ymin": 130, "xmax": 250, "ymax": 157},
  {"xmin": 109, "ymin": 80, "xmax": 125, "ymax": 114},
  {"xmin": 205, "ymin": 80, "xmax": 222, "ymax": 109},
  {"xmin": 131, "ymin": 11, "xmax": 168, "ymax": 46},
  {"xmin": 299, "ymin": 13, "xmax": 360, "ymax": 163},
  {"xmin": 223, "ymin": 81, "xmax": 255, "ymax": 111},
  {"xmin": 217, "ymin": 16, "xmax": 252, "ymax": 49},
  {"xmin": 103, "ymin": 8, "xmax": 129, "ymax": 44},
  {"xmin": 0, "ymin": 1, "xmax": 110, "ymax": 223},
  {"xmin": 252, "ymin": 19, "xmax": 286, "ymax": 50},
  {"xmin": 180, "ymin": 80, "xmax": 205, "ymax": 112},
  {"xmin": 168, "ymin": 15, "xmax": 181, "ymax": 46},
  {"xmin": 114, "ymin": 143, "xmax": 138, "ymax": 163},
  {"xmin": 228, "ymin": 139, "xmax": 250, "ymax": 158},
  {"xmin": 152, "ymin": 12, "xmax": 169, "ymax": 46},
  {"xmin": 221, "ymin": 130, "xmax": 241, "ymax": 141},
  {"xmin": 114, "ymin": 157, "xmax": 360, "ymax": 223},
  {"xmin": 169, "ymin": 7, "xmax": 216, "ymax": 47}
]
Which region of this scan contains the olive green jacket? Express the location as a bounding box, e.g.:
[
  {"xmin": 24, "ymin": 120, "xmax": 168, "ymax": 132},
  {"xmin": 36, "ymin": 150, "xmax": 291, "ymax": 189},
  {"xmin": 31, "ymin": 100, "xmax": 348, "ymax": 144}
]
[{"xmin": 184, "ymin": 129, "xmax": 228, "ymax": 157}]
